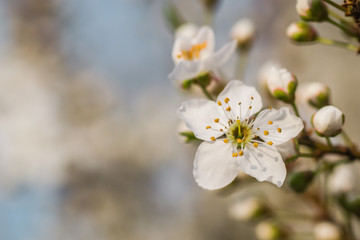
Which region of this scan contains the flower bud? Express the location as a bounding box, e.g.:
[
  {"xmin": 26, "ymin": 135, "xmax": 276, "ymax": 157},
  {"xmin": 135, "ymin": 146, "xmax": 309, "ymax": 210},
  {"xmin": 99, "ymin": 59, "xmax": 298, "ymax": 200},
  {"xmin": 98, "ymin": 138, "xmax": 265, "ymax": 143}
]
[
  {"xmin": 296, "ymin": 0, "xmax": 328, "ymax": 22},
  {"xmin": 266, "ymin": 67, "xmax": 297, "ymax": 103},
  {"xmin": 230, "ymin": 19, "xmax": 255, "ymax": 50},
  {"xmin": 287, "ymin": 22, "xmax": 318, "ymax": 43},
  {"xmin": 255, "ymin": 221, "xmax": 286, "ymax": 240},
  {"xmin": 228, "ymin": 197, "xmax": 268, "ymax": 221},
  {"xmin": 296, "ymin": 82, "xmax": 331, "ymax": 109},
  {"xmin": 313, "ymin": 222, "xmax": 342, "ymax": 240},
  {"xmin": 329, "ymin": 163, "xmax": 358, "ymax": 195},
  {"xmin": 312, "ymin": 105, "xmax": 344, "ymax": 137},
  {"xmin": 288, "ymin": 170, "xmax": 315, "ymax": 193},
  {"xmin": 175, "ymin": 23, "xmax": 199, "ymax": 39}
]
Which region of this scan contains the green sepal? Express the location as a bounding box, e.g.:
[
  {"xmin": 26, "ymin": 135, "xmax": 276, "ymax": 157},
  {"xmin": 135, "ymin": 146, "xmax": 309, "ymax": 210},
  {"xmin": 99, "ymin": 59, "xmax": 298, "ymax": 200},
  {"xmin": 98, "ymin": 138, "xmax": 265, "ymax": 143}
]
[
  {"xmin": 288, "ymin": 170, "xmax": 315, "ymax": 193},
  {"xmin": 300, "ymin": 0, "xmax": 328, "ymax": 22},
  {"xmin": 179, "ymin": 131, "xmax": 201, "ymax": 144},
  {"xmin": 273, "ymin": 89, "xmax": 291, "ymax": 103},
  {"xmin": 287, "ymin": 80, "xmax": 297, "ymax": 101}
]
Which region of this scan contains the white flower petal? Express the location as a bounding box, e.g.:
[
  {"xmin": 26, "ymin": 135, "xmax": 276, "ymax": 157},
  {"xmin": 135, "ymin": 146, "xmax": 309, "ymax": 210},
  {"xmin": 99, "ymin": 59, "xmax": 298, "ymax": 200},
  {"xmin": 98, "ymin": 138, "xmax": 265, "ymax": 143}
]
[
  {"xmin": 217, "ymin": 80, "xmax": 262, "ymax": 120},
  {"xmin": 192, "ymin": 26, "xmax": 215, "ymax": 59},
  {"xmin": 203, "ymin": 40, "xmax": 237, "ymax": 71},
  {"xmin": 238, "ymin": 144, "xmax": 286, "ymax": 187},
  {"xmin": 168, "ymin": 60, "xmax": 204, "ymax": 81},
  {"xmin": 177, "ymin": 99, "xmax": 227, "ymax": 141},
  {"xmin": 172, "ymin": 37, "xmax": 192, "ymax": 64},
  {"xmin": 194, "ymin": 141, "xmax": 239, "ymax": 190},
  {"xmin": 253, "ymin": 107, "xmax": 304, "ymax": 145}
]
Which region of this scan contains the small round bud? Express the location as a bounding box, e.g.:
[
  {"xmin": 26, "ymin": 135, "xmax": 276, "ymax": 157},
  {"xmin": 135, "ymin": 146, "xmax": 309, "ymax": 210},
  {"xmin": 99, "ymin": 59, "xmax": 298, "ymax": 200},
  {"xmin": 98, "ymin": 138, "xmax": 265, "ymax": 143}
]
[
  {"xmin": 296, "ymin": 0, "xmax": 328, "ymax": 22},
  {"xmin": 255, "ymin": 221, "xmax": 286, "ymax": 240},
  {"xmin": 313, "ymin": 222, "xmax": 342, "ymax": 240},
  {"xmin": 228, "ymin": 197, "xmax": 268, "ymax": 221},
  {"xmin": 266, "ymin": 67, "xmax": 297, "ymax": 103},
  {"xmin": 175, "ymin": 23, "xmax": 199, "ymax": 39},
  {"xmin": 296, "ymin": 82, "xmax": 331, "ymax": 109},
  {"xmin": 230, "ymin": 19, "xmax": 255, "ymax": 50},
  {"xmin": 287, "ymin": 22, "xmax": 318, "ymax": 43},
  {"xmin": 312, "ymin": 105, "xmax": 344, "ymax": 137},
  {"xmin": 329, "ymin": 163, "xmax": 358, "ymax": 195},
  {"xmin": 288, "ymin": 170, "xmax": 315, "ymax": 193}
]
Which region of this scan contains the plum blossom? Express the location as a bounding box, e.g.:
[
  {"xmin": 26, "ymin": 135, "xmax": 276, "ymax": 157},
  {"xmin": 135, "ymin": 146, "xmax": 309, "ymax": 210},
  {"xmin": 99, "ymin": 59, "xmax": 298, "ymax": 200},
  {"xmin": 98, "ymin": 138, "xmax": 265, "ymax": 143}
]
[
  {"xmin": 169, "ymin": 26, "xmax": 236, "ymax": 82},
  {"xmin": 177, "ymin": 80, "xmax": 304, "ymax": 190}
]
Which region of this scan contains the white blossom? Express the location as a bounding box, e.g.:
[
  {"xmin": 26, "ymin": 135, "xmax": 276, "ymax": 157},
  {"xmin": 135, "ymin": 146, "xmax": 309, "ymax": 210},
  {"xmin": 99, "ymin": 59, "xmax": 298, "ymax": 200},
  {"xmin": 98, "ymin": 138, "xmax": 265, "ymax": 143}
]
[
  {"xmin": 177, "ymin": 80, "xmax": 304, "ymax": 189},
  {"xmin": 313, "ymin": 222, "xmax": 342, "ymax": 240},
  {"xmin": 169, "ymin": 26, "xmax": 236, "ymax": 82},
  {"xmin": 312, "ymin": 105, "xmax": 344, "ymax": 137},
  {"xmin": 230, "ymin": 19, "xmax": 255, "ymax": 47},
  {"xmin": 267, "ymin": 67, "xmax": 297, "ymax": 95}
]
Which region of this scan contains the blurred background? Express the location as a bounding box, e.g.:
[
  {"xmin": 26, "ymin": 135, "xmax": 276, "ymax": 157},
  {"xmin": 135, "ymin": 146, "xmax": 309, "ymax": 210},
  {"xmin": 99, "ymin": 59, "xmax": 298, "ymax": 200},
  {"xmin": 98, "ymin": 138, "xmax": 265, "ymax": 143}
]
[{"xmin": 0, "ymin": 0, "xmax": 359, "ymax": 239}]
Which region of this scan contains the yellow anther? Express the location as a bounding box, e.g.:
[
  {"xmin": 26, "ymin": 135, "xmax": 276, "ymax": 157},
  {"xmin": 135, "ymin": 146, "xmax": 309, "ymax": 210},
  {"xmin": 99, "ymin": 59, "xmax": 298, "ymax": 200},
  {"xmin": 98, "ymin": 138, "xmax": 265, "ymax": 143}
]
[
  {"xmin": 214, "ymin": 118, "xmax": 219, "ymax": 123},
  {"xmin": 224, "ymin": 97, "xmax": 230, "ymax": 103},
  {"xmin": 238, "ymin": 102, "xmax": 242, "ymax": 105},
  {"xmin": 233, "ymin": 152, "xmax": 238, "ymax": 157},
  {"xmin": 210, "ymin": 136, "xmax": 216, "ymax": 141},
  {"xmin": 245, "ymin": 118, "xmax": 248, "ymax": 122},
  {"xmin": 249, "ymin": 106, "xmax": 252, "ymax": 109},
  {"xmin": 220, "ymin": 129, "xmax": 223, "ymax": 132},
  {"xmin": 226, "ymin": 106, "xmax": 231, "ymax": 111},
  {"xmin": 251, "ymin": 97, "xmax": 254, "ymax": 100},
  {"xmin": 269, "ymin": 106, "xmax": 272, "ymax": 110},
  {"xmin": 277, "ymin": 128, "xmax": 282, "ymax": 133},
  {"xmin": 264, "ymin": 130, "xmax": 269, "ymax": 135},
  {"xmin": 268, "ymin": 121, "xmax": 273, "ymax": 125},
  {"xmin": 206, "ymin": 126, "xmax": 211, "ymax": 129},
  {"xmin": 268, "ymin": 141, "xmax": 273, "ymax": 145},
  {"xmin": 223, "ymin": 139, "xmax": 229, "ymax": 143},
  {"xmin": 257, "ymin": 127, "xmax": 260, "ymax": 130},
  {"xmin": 217, "ymin": 101, "xmax": 222, "ymax": 106},
  {"xmin": 239, "ymin": 150, "xmax": 244, "ymax": 156},
  {"xmin": 253, "ymin": 142, "xmax": 259, "ymax": 148},
  {"xmin": 237, "ymin": 138, "xmax": 243, "ymax": 143}
]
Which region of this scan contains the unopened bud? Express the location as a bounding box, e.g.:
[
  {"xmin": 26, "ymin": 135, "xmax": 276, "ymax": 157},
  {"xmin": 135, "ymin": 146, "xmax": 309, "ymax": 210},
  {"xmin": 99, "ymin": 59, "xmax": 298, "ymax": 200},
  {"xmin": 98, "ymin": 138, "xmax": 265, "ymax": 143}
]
[
  {"xmin": 312, "ymin": 105, "xmax": 344, "ymax": 137},
  {"xmin": 228, "ymin": 197, "xmax": 268, "ymax": 221},
  {"xmin": 288, "ymin": 170, "xmax": 315, "ymax": 193},
  {"xmin": 313, "ymin": 222, "xmax": 342, "ymax": 240},
  {"xmin": 296, "ymin": 0, "xmax": 328, "ymax": 22},
  {"xmin": 266, "ymin": 67, "xmax": 297, "ymax": 103},
  {"xmin": 287, "ymin": 22, "xmax": 318, "ymax": 43},
  {"xmin": 296, "ymin": 82, "xmax": 331, "ymax": 109},
  {"xmin": 255, "ymin": 221, "xmax": 286, "ymax": 240},
  {"xmin": 329, "ymin": 163, "xmax": 358, "ymax": 195},
  {"xmin": 230, "ymin": 19, "xmax": 255, "ymax": 50}
]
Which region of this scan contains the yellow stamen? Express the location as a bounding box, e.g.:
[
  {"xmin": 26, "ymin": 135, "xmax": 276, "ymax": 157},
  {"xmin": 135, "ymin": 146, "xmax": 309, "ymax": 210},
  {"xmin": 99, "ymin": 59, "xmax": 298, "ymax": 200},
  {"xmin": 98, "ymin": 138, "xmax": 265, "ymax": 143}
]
[
  {"xmin": 206, "ymin": 126, "xmax": 211, "ymax": 129},
  {"xmin": 223, "ymin": 139, "xmax": 229, "ymax": 143},
  {"xmin": 217, "ymin": 101, "xmax": 222, "ymax": 106},
  {"xmin": 232, "ymin": 152, "xmax": 238, "ymax": 157},
  {"xmin": 249, "ymin": 106, "xmax": 252, "ymax": 109},
  {"xmin": 264, "ymin": 130, "xmax": 269, "ymax": 135},
  {"xmin": 269, "ymin": 106, "xmax": 272, "ymax": 110},
  {"xmin": 253, "ymin": 142, "xmax": 258, "ymax": 148},
  {"xmin": 210, "ymin": 136, "xmax": 216, "ymax": 141},
  {"xmin": 268, "ymin": 121, "xmax": 273, "ymax": 125},
  {"xmin": 224, "ymin": 97, "xmax": 230, "ymax": 103},
  {"xmin": 214, "ymin": 118, "xmax": 219, "ymax": 123},
  {"xmin": 238, "ymin": 102, "xmax": 241, "ymax": 105},
  {"xmin": 277, "ymin": 128, "xmax": 282, "ymax": 133},
  {"xmin": 251, "ymin": 97, "xmax": 254, "ymax": 100},
  {"xmin": 226, "ymin": 106, "xmax": 231, "ymax": 111},
  {"xmin": 239, "ymin": 150, "xmax": 243, "ymax": 156},
  {"xmin": 267, "ymin": 141, "xmax": 273, "ymax": 145},
  {"xmin": 237, "ymin": 138, "xmax": 243, "ymax": 143}
]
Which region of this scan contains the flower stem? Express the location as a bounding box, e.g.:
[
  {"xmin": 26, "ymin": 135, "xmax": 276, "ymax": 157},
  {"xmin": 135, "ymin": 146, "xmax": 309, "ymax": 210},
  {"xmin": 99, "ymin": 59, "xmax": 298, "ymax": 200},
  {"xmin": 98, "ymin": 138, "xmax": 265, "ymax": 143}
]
[
  {"xmin": 325, "ymin": 137, "xmax": 333, "ymax": 148},
  {"xmin": 341, "ymin": 130, "xmax": 356, "ymax": 151},
  {"xmin": 291, "ymin": 102, "xmax": 300, "ymax": 118},
  {"xmin": 326, "ymin": 17, "xmax": 357, "ymax": 37},
  {"xmin": 199, "ymin": 84, "xmax": 214, "ymax": 100},
  {"xmin": 316, "ymin": 37, "xmax": 359, "ymax": 52},
  {"xmin": 322, "ymin": 0, "xmax": 347, "ymax": 13}
]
